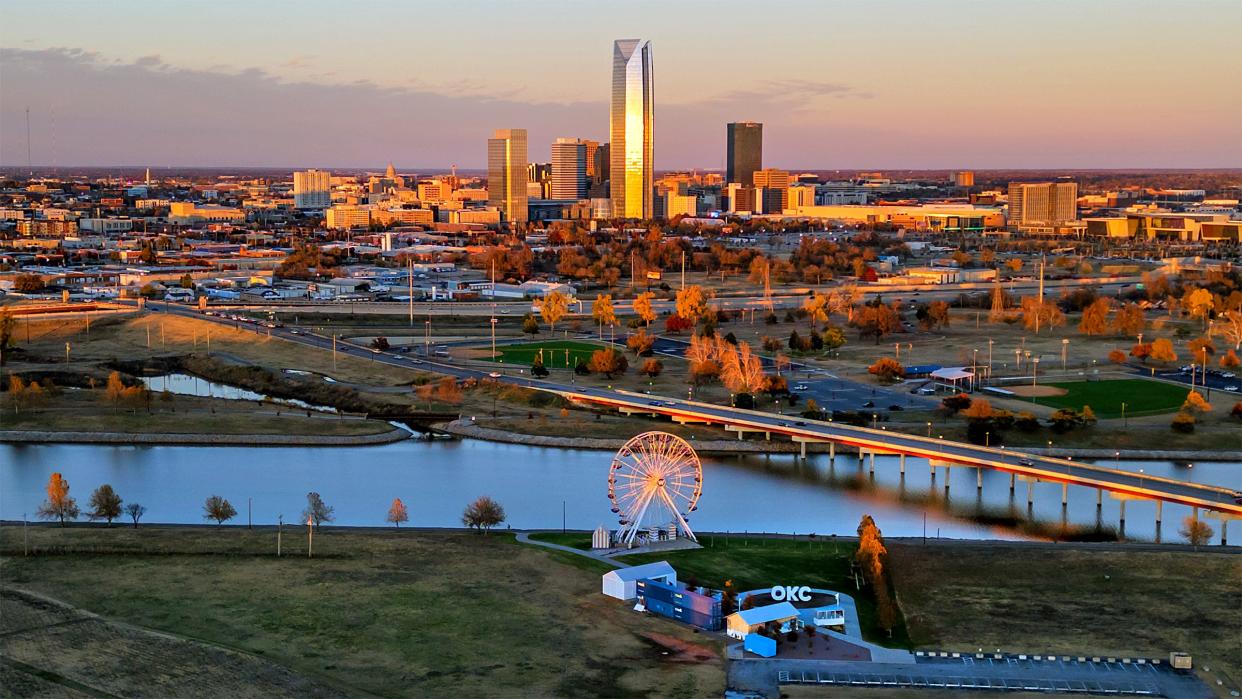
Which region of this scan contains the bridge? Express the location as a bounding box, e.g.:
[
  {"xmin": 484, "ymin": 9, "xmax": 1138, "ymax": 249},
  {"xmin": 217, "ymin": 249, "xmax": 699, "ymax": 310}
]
[{"xmin": 144, "ymin": 300, "xmax": 1242, "ymax": 537}]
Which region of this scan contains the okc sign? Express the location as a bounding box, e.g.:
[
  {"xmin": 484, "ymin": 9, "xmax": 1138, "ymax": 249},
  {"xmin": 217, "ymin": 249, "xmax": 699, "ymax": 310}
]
[{"xmin": 769, "ymin": 585, "xmax": 812, "ymax": 602}]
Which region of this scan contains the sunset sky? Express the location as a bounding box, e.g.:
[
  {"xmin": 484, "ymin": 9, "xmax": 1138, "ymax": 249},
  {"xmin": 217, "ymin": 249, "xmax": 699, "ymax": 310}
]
[{"xmin": 2, "ymin": 0, "xmax": 1240, "ymax": 169}]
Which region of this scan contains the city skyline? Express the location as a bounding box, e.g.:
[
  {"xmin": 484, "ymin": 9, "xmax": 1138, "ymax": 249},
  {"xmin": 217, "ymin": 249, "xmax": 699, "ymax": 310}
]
[{"xmin": 2, "ymin": 0, "xmax": 1240, "ymax": 170}]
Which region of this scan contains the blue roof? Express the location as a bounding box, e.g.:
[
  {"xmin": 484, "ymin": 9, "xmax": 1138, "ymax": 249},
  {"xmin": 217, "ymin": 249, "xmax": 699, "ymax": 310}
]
[
  {"xmin": 733, "ymin": 602, "xmax": 800, "ymax": 626},
  {"xmin": 904, "ymin": 364, "xmax": 942, "ymax": 374},
  {"xmin": 605, "ymin": 561, "xmax": 676, "ymax": 582}
]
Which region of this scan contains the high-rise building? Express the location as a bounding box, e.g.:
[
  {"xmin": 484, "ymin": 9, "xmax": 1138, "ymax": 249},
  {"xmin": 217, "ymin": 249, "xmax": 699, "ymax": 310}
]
[
  {"xmin": 1008, "ymin": 182, "xmax": 1078, "ymax": 232},
  {"xmin": 551, "ymin": 138, "xmax": 588, "ymax": 199},
  {"xmin": 583, "ymin": 140, "xmax": 600, "ymax": 180},
  {"xmin": 953, "ymin": 171, "xmax": 975, "ymax": 187},
  {"xmin": 487, "ymin": 129, "xmax": 529, "ymax": 223},
  {"xmin": 591, "ymin": 143, "xmax": 611, "ymax": 197},
  {"xmin": 752, "ymin": 168, "xmax": 790, "ymax": 212},
  {"xmin": 726, "ymin": 122, "xmax": 762, "ymax": 186},
  {"xmin": 610, "ymin": 39, "xmax": 654, "ymax": 219},
  {"xmin": 293, "ymin": 169, "xmax": 331, "ymax": 209}
]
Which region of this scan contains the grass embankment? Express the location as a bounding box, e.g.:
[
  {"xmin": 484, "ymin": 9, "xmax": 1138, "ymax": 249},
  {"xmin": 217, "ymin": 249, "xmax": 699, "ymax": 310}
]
[
  {"xmin": 0, "ymin": 390, "xmax": 391, "ymax": 437},
  {"xmin": 1019, "ymin": 379, "xmax": 1190, "ymax": 418},
  {"xmin": 623, "ymin": 535, "xmax": 911, "ymax": 647},
  {"xmin": 486, "ymin": 340, "xmax": 606, "ymax": 369},
  {"xmin": 889, "ymin": 542, "xmax": 1242, "ymax": 684},
  {"xmin": 0, "ymin": 525, "xmax": 723, "ymax": 698}
]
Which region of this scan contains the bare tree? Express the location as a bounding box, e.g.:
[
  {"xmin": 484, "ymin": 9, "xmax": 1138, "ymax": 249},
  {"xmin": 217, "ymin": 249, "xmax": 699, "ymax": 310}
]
[
  {"xmin": 203, "ymin": 495, "xmax": 237, "ymax": 525},
  {"xmin": 303, "ymin": 492, "xmax": 335, "ymax": 526},
  {"xmin": 462, "ymin": 496, "xmax": 506, "ymax": 533},
  {"xmin": 125, "ymin": 502, "xmax": 147, "ymax": 529}
]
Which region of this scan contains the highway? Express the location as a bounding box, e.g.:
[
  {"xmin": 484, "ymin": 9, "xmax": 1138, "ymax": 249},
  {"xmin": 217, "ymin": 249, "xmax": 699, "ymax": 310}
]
[{"xmin": 149, "ymin": 301, "xmax": 1242, "ymax": 518}]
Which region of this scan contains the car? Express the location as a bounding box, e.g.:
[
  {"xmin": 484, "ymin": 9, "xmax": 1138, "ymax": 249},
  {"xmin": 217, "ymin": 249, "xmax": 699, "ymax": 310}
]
[
  {"xmin": 487, "ymin": 371, "xmax": 502, "ymax": 378},
  {"xmin": 1222, "ymin": 372, "xmax": 1236, "ymax": 379},
  {"xmin": 648, "ymin": 400, "xmax": 661, "ymax": 406},
  {"xmin": 1017, "ymin": 458, "xmax": 1034, "ymax": 467},
  {"xmin": 289, "ymin": 329, "xmax": 301, "ymax": 335},
  {"xmin": 792, "ymin": 383, "xmax": 809, "ymax": 391},
  {"xmin": 1225, "ymin": 385, "xmax": 1239, "ymax": 392},
  {"xmin": 499, "ymin": 308, "xmax": 510, "ymax": 314},
  {"xmin": 410, "ymin": 359, "xmax": 423, "ymax": 364},
  {"xmin": 660, "ymin": 401, "xmax": 677, "ymax": 407},
  {"xmin": 887, "ymin": 404, "xmax": 904, "ymax": 411},
  {"xmin": 777, "ymin": 422, "xmax": 789, "ymax": 427},
  {"xmin": 794, "ymin": 421, "xmax": 807, "ymax": 426},
  {"xmin": 861, "ymin": 401, "xmax": 875, "ymax": 408}
]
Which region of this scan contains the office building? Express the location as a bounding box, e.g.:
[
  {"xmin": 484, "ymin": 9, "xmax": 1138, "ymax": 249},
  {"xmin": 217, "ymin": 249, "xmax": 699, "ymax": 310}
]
[
  {"xmin": 726, "ymin": 122, "xmax": 762, "ymax": 186},
  {"xmin": 487, "ymin": 128, "xmax": 529, "ymax": 223},
  {"xmin": 592, "ymin": 142, "xmax": 611, "ymax": 193},
  {"xmin": 293, "ymin": 169, "xmax": 331, "ymax": 209},
  {"xmin": 325, "ymin": 204, "xmax": 371, "ymax": 230},
  {"xmin": 551, "ymin": 138, "xmax": 589, "ymax": 199},
  {"xmin": 1008, "ymin": 182, "xmax": 1078, "ymax": 233},
  {"xmin": 953, "ymin": 171, "xmax": 975, "ymax": 187},
  {"xmin": 610, "ymin": 39, "xmax": 654, "ymax": 218},
  {"xmin": 752, "ymin": 168, "xmax": 790, "ymax": 212}
]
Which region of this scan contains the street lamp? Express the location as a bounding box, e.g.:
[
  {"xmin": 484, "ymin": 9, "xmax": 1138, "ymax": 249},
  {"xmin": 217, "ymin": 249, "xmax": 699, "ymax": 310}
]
[
  {"xmin": 985, "ymin": 431, "xmax": 990, "ymax": 447},
  {"xmin": 1061, "ymin": 338, "xmax": 1069, "ymax": 372},
  {"xmin": 490, "ymin": 315, "xmax": 498, "ymax": 362},
  {"xmin": 1032, "ymin": 357, "xmax": 1040, "ymax": 387},
  {"xmin": 1121, "ymin": 402, "xmax": 1127, "ymax": 428},
  {"xmin": 926, "ymin": 421, "xmax": 932, "ymax": 438}
]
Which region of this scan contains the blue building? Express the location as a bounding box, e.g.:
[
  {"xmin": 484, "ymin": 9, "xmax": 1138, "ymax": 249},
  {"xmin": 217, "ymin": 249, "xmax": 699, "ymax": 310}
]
[{"xmin": 636, "ymin": 578, "xmax": 721, "ymax": 631}]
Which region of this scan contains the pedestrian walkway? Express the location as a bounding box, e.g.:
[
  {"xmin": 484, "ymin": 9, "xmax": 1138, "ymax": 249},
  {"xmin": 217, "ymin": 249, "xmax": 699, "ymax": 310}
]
[{"xmin": 514, "ymin": 531, "xmax": 628, "ymax": 568}]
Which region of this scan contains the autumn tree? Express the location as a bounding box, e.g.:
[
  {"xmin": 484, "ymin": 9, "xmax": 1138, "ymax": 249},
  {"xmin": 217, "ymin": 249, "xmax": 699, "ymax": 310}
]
[
  {"xmin": 462, "ymin": 495, "xmax": 506, "ymax": 532},
  {"xmin": 1183, "ymin": 287, "xmax": 1214, "ymax": 329},
  {"xmin": 822, "ymin": 326, "xmax": 847, "ymax": 350},
  {"xmin": 1187, "ymin": 337, "xmax": 1215, "ymax": 359},
  {"xmin": 1180, "ymin": 517, "xmax": 1214, "ymax": 547},
  {"xmin": 640, "ymin": 358, "xmax": 663, "ymax": 377},
  {"xmin": 588, "ymin": 348, "xmax": 628, "ymax": 378},
  {"xmin": 530, "ymin": 355, "xmax": 549, "ymax": 378},
  {"xmin": 720, "ymin": 341, "xmax": 766, "ymax": 394},
  {"xmin": 1216, "ymin": 309, "xmax": 1242, "ymax": 350},
  {"xmin": 37, "ymin": 472, "xmax": 80, "ymax": 525},
  {"xmin": 852, "ymin": 303, "xmax": 901, "ymax": 344},
  {"xmin": 1021, "ymin": 298, "xmax": 1064, "ymax": 334},
  {"xmin": 626, "ymin": 329, "xmax": 655, "ymax": 356},
  {"xmin": 1130, "ymin": 342, "xmax": 1152, "ymax": 363},
  {"xmin": 1181, "ymin": 390, "xmax": 1212, "ymax": 415},
  {"xmin": 104, "ymin": 371, "xmax": 127, "ymax": 412},
  {"xmin": 1107, "ymin": 349, "xmax": 1126, "ymax": 364},
  {"xmin": 1149, "ymin": 338, "xmax": 1177, "ymax": 365},
  {"xmin": 675, "ymin": 285, "xmax": 713, "ymax": 325},
  {"xmin": 203, "ymin": 495, "xmax": 237, "ymax": 525},
  {"xmin": 961, "ymin": 398, "xmax": 995, "ymax": 421},
  {"xmin": 867, "ymin": 357, "xmax": 904, "ymax": 383},
  {"xmin": 1078, "ymin": 298, "xmax": 1111, "ymax": 336},
  {"xmin": 126, "ymin": 502, "xmax": 147, "ymax": 529},
  {"xmin": 387, "ymin": 498, "xmax": 409, "ymax": 527},
  {"xmin": 592, "ymin": 293, "xmax": 616, "ymax": 336},
  {"xmin": 1111, "ymin": 303, "xmax": 1145, "ymax": 336},
  {"xmin": 633, "ymin": 291, "xmax": 657, "ymax": 327},
  {"xmin": 539, "ymin": 291, "xmax": 570, "ymax": 333},
  {"xmin": 1220, "ymin": 349, "xmax": 1240, "ymax": 369},
  {"xmin": 88, "ymin": 484, "xmax": 123, "ymax": 525},
  {"xmin": 0, "ymin": 308, "xmax": 15, "ymax": 367},
  {"xmin": 802, "ymin": 292, "xmax": 828, "ymax": 330}
]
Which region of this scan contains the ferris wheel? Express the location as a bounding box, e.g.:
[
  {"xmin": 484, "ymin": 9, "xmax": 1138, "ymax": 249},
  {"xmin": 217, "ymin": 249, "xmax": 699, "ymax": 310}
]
[{"xmin": 608, "ymin": 431, "xmax": 702, "ymax": 545}]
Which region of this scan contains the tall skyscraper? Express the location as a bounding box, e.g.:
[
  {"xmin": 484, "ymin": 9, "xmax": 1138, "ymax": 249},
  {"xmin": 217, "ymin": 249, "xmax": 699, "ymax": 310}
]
[
  {"xmin": 551, "ymin": 138, "xmax": 588, "ymax": 199},
  {"xmin": 292, "ymin": 169, "xmax": 331, "ymax": 209},
  {"xmin": 753, "ymin": 168, "xmax": 790, "ymax": 213},
  {"xmin": 610, "ymin": 39, "xmax": 654, "ymax": 219},
  {"xmin": 487, "ymin": 129, "xmax": 528, "ymax": 223},
  {"xmin": 726, "ymin": 122, "xmax": 762, "ymax": 186},
  {"xmin": 1008, "ymin": 182, "xmax": 1077, "ymax": 231},
  {"xmin": 591, "ymin": 142, "xmax": 611, "ymax": 197}
]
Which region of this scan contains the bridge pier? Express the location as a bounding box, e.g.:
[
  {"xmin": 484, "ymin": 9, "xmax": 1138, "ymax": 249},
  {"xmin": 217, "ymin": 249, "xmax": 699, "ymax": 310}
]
[
  {"xmin": 1009, "ymin": 473, "xmax": 1015, "ymax": 495},
  {"xmin": 930, "ymin": 462, "xmax": 936, "ymax": 484},
  {"xmin": 1119, "ymin": 499, "xmax": 1127, "ymax": 539},
  {"xmin": 1222, "ymin": 520, "xmax": 1228, "ymax": 546},
  {"xmin": 1155, "ymin": 500, "xmax": 1163, "ymax": 543},
  {"xmin": 1061, "ymin": 482, "xmax": 1068, "ymax": 507},
  {"xmin": 899, "ymin": 453, "xmax": 905, "ymax": 476},
  {"xmin": 976, "ymin": 467, "xmax": 983, "ymax": 491},
  {"xmin": 943, "ymin": 466, "xmax": 951, "ymax": 496},
  {"xmin": 829, "ymin": 442, "xmax": 835, "ymax": 465},
  {"xmin": 1026, "ymin": 480, "xmax": 1034, "ymax": 511},
  {"xmin": 869, "ymin": 451, "xmax": 876, "ymax": 478},
  {"xmin": 799, "ymin": 440, "xmax": 807, "ymax": 460}
]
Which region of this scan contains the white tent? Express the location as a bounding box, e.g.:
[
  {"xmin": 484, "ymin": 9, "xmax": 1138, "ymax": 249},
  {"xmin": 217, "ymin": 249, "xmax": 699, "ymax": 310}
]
[{"xmin": 601, "ymin": 561, "xmax": 677, "ymax": 601}]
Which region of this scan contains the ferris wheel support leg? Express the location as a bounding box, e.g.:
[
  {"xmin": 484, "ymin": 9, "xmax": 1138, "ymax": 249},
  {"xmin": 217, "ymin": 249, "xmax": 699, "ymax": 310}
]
[
  {"xmin": 659, "ymin": 488, "xmax": 698, "ymax": 543},
  {"xmin": 624, "ymin": 492, "xmax": 655, "ymax": 546}
]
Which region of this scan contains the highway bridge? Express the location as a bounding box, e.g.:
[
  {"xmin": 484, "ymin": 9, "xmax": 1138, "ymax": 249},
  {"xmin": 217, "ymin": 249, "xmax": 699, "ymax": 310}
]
[{"xmin": 145, "ymin": 301, "xmax": 1242, "ymax": 532}]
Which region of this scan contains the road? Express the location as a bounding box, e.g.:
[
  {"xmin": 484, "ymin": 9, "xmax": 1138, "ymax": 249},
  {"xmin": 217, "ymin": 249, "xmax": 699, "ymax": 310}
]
[{"xmin": 147, "ymin": 301, "xmax": 1242, "ymax": 518}]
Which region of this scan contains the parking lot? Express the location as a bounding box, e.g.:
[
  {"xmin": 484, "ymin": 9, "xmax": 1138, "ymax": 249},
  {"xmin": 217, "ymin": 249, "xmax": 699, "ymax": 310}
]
[{"xmin": 1143, "ymin": 366, "xmax": 1241, "ymax": 395}]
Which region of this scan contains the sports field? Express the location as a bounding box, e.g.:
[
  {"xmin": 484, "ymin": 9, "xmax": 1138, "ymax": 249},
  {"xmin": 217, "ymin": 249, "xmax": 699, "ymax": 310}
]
[
  {"xmin": 489, "ymin": 340, "xmax": 604, "ymax": 368},
  {"xmin": 1017, "ymin": 379, "xmax": 1190, "ymax": 418}
]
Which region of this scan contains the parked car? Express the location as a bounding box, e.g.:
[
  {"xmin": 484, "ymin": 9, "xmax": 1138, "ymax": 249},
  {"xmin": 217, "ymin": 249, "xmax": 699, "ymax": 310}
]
[
  {"xmin": 792, "ymin": 383, "xmax": 809, "ymax": 391},
  {"xmin": 861, "ymin": 401, "xmax": 875, "ymax": 408}
]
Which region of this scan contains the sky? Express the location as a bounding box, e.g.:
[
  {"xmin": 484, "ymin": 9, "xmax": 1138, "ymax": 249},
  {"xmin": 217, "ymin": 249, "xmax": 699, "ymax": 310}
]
[{"xmin": 1, "ymin": 0, "xmax": 1240, "ymax": 170}]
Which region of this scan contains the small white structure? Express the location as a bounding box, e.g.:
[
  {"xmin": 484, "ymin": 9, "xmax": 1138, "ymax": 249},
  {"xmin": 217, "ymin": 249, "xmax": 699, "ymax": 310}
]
[
  {"xmin": 725, "ymin": 602, "xmax": 803, "ymax": 640},
  {"xmin": 601, "ymin": 561, "xmax": 677, "ymax": 601},
  {"xmin": 592, "ymin": 525, "xmax": 611, "ymax": 550}
]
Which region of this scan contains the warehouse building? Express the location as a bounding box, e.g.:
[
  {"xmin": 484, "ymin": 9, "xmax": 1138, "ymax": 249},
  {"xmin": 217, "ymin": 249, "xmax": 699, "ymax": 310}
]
[
  {"xmin": 635, "ymin": 578, "xmax": 721, "ymax": 631},
  {"xmin": 601, "ymin": 561, "xmax": 676, "ymax": 601}
]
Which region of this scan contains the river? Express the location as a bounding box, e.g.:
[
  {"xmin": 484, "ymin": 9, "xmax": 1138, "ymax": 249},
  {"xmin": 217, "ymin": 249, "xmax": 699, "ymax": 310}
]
[{"xmin": 3, "ymin": 438, "xmax": 1237, "ymax": 542}]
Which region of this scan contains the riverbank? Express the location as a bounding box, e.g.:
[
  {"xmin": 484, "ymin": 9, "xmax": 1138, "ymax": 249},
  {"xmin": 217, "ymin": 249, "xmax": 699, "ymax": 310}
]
[
  {"xmin": 445, "ymin": 419, "xmax": 1242, "ymax": 462},
  {"xmin": 0, "ymin": 426, "xmax": 411, "ymax": 447}
]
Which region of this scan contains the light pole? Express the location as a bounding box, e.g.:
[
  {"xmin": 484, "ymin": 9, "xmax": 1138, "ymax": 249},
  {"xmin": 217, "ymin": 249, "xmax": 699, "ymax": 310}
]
[
  {"xmin": 985, "ymin": 431, "xmax": 990, "ymax": 447},
  {"xmin": 1032, "ymin": 357, "xmax": 1040, "ymax": 387},
  {"xmin": 1061, "ymin": 338, "xmax": 1069, "ymax": 372},
  {"xmin": 490, "ymin": 315, "xmax": 498, "ymax": 362},
  {"xmin": 1121, "ymin": 402, "xmax": 1127, "ymax": 428},
  {"xmin": 424, "ymin": 317, "xmax": 431, "ymax": 357},
  {"xmin": 926, "ymin": 421, "xmax": 932, "ymax": 438},
  {"xmin": 972, "ymin": 349, "xmax": 979, "ymax": 392},
  {"xmin": 987, "ymin": 339, "xmax": 994, "ymax": 381}
]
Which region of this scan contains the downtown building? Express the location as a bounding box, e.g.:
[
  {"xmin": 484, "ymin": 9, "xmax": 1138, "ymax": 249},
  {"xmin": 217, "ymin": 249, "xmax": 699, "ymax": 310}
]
[
  {"xmin": 1007, "ymin": 182, "xmax": 1080, "ymax": 234},
  {"xmin": 726, "ymin": 122, "xmax": 762, "ymax": 186},
  {"xmin": 488, "ymin": 128, "xmax": 529, "ymax": 223},
  {"xmin": 551, "ymin": 138, "xmax": 588, "ymax": 199},
  {"xmin": 610, "ymin": 39, "xmax": 654, "ymax": 219},
  {"xmin": 293, "ymin": 169, "xmax": 331, "ymax": 209}
]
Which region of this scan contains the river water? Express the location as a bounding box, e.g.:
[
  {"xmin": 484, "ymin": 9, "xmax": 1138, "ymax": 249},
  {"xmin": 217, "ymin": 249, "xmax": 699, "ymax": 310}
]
[{"xmin": 3, "ymin": 438, "xmax": 1237, "ymax": 542}]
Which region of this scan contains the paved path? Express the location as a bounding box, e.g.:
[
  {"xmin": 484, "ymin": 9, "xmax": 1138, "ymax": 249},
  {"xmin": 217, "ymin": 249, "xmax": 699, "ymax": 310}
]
[{"xmin": 513, "ymin": 531, "xmax": 628, "ymax": 568}]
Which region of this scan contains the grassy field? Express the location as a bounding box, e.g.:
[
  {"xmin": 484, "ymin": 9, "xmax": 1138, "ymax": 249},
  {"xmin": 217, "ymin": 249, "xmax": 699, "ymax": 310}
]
[
  {"xmin": 888, "ymin": 542, "xmax": 1242, "ymax": 686},
  {"xmin": 0, "ymin": 525, "xmax": 723, "ymax": 698},
  {"xmin": 0, "ymin": 391, "xmax": 393, "ymax": 437},
  {"xmin": 1018, "ymin": 379, "xmax": 1191, "ymax": 417},
  {"xmin": 487, "ymin": 340, "xmax": 606, "ymax": 369},
  {"xmin": 622, "ymin": 535, "xmax": 911, "ymax": 647}
]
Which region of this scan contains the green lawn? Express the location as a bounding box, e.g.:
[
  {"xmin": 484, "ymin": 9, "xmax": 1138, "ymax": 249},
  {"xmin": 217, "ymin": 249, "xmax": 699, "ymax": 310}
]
[
  {"xmin": 622, "ymin": 536, "xmax": 911, "ymax": 647},
  {"xmin": 1021, "ymin": 379, "xmax": 1191, "ymax": 417},
  {"xmin": 489, "ymin": 340, "xmax": 606, "ymax": 369}
]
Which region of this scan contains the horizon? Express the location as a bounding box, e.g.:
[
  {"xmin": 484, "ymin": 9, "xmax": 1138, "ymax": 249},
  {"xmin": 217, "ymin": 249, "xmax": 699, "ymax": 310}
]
[{"xmin": 3, "ymin": 0, "xmax": 1240, "ymax": 170}]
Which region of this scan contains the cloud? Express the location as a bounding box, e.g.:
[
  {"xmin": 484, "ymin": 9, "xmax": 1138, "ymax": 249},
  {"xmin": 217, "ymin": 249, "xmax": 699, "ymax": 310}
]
[{"xmin": 696, "ymin": 80, "xmax": 873, "ymax": 109}]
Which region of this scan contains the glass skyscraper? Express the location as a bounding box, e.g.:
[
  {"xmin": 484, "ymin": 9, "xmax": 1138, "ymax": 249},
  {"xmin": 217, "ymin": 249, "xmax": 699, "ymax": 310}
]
[
  {"xmin": 726, "ymin": 122, "xmax": 762, "ymax": 186},
  {"xmin": 610, "ymin": 39, "xmax": 653, "ymax": 219},
  {"xmin": 487, "ymin": 128, "xmax": 528, "ymax": 223}
]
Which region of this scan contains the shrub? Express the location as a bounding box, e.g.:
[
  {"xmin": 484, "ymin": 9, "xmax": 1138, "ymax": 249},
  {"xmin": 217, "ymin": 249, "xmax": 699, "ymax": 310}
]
[
  {"xmin": 1170, "ymin": 412, "xmax": 1196, "ymax": 433},
  {"xmin": 867, "ymin": 357, "xmax": 904, "ymax": 383}
]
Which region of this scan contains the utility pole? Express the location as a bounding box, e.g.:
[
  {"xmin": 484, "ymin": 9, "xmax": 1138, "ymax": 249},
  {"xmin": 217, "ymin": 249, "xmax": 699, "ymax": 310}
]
[
  {"xmin": 681, "ymin": 250, "xmax": 686, "ymax": 290},
  {"xmin": 248, "ymin": 497, "xmax": 252, "ymax": 530},
  {"xmin": 277, "ymin": 515, "xmax": 282, "ymax": 557},
  {"xmin": 408, "ymin": 258, "xmax": 414, "ymax": 328},
  {"xmin": 332, "ymin": 334, "xmax": 337, "ymax": 370},
  {"xmin": 307, "ymin": 516, "xmax": 314, "ymax": 559}
]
